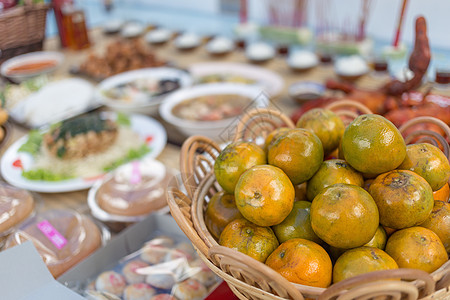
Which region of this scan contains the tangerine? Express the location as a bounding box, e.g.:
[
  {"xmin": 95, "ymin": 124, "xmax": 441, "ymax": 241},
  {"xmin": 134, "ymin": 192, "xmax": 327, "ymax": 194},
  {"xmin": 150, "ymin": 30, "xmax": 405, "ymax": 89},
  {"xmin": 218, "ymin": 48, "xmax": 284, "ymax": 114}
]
[
  {"xmin": 235, "ymin": 165, "xmax": 295, "ymax": 226},
  {"xmin": 369, "ymin": 170, "xmax": 434, "ymax": 229},
  {"xmin": 219, "ymin": 218, "xmax": 279, "ymax": 263},
  {"xmin": 332, "ymin": 247, "xmax": 398, "ymax": 283},
  {"xmin": 385, "ymin": 227, "xmax": 447, "ymax": 273},
  {"xmin": 205, "ymin": 191, "xmax": 242, "ymax": 240},
  {"xmin": 296, "ymin": 108, "xmax": 345, "ymax": 156},
  {"xmin": 364, "ymin": 225, "xmax": 388, "ymax": 250},
  {"xmin": 214, "ymin": 141, "xmax": 266, "ymax": 194},
  {"xmin": 341, "ymin": 114, "xmax": 406, "ymax": 175},
  {"xmin": 268, "ymin": 128, "xmax": 323, "ymax": 185},
  {"xmin": 306, "ymin": 159, "xmax": 364, "ymax": 201},
  {"xmin": 433, "ymin": 183, "xmax": 450, "ymax": 202},
  {"xmin": 419, "ymin": 200, "xmax": 450, "ymax": 253},
  {"xmin": 272, "ymin": 201, "xmax": 322, "ymax": 244},
  {"xmin": 398, "ymin": 143, "xmax": 450, "ymax": 191},
  {"xmin": 265, "ymin": 238, "xmax": 332, "ymax": 288},
  {"xmin": 310, "ymin": 183, "xmax": 379, "ymax": 249},
  {"xmin": 264, "ymin": 127, "xmax": 291, "ymax": 152}
]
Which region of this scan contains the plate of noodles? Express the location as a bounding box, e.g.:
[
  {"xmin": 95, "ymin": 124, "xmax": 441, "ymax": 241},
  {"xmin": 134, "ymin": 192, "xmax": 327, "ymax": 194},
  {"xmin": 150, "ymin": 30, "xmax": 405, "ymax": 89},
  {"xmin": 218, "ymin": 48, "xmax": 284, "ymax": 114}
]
[{"xmin": 0, "ymin": 112, "xmax": 167, "ymax": 193}]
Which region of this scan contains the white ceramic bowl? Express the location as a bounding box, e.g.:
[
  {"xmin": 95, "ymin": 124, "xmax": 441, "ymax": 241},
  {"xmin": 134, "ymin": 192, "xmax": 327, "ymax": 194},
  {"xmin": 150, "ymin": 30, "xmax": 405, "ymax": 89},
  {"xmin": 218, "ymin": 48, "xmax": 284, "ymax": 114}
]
[
  {"xmin": 145, "ymin": 28, "xmax": 173, "ymax": 44},
  {"xmin": 205, "ymin": 37, "xmax": 235, "ymax": 55},
  {"xmin": 174, "ymin": 33, "xmax": 201, "ymax": 50},
  {"xmin": 159, "ymin": 83, "xmax": 269, "ymax": 141},
  {"xmin": 1, "ymin": 51, "xmax": 64, "ymax": 82},
  {"xmin": 245, "ymin": 42, "xmax": 275, "ymax": 63},
  {"xmin": 96, "ymin": 67, "xmax": 193, "ymax": 115},
  {"xmin": 287, "ymin": 50, "xmax": 319, "ymax": 71}
]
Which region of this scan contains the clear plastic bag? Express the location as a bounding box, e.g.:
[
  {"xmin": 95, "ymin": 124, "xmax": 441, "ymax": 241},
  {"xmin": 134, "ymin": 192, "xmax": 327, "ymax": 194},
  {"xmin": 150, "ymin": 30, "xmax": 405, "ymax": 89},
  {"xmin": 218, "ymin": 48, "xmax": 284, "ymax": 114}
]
[
  {"xmin": 0, "ymin": 182, "xmax": 37, "ymax": 248},
  {"xmin": 84, "ymin": 233, "xmax": 220, "ymax": 300},
  {"xmin": 4, "ymin": 209, "xmax": 110, "ymax": 278}
]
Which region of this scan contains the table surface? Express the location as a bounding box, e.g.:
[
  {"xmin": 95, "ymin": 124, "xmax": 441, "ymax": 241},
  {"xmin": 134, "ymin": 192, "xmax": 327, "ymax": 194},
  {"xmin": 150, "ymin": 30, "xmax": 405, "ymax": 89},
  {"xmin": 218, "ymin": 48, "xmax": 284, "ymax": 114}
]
[{"xmin": 1, "ymin": 27, "xmax": 444, "ymax": 222}]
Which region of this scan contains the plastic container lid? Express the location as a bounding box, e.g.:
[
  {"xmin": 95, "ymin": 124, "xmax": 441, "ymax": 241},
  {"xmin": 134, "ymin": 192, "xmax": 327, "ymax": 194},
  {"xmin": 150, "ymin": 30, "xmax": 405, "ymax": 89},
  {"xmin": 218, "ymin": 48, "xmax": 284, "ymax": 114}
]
[
  {"xmin": 0, "ymin": 182, "xmax": 35, "ymax": 236},
  {"xmin": 4, "ymin": 209, "xmax": 108, "ymax": 278},
  {"xmin": 89, "ymin": 158, "xmax": 175, "ymax": 223}
]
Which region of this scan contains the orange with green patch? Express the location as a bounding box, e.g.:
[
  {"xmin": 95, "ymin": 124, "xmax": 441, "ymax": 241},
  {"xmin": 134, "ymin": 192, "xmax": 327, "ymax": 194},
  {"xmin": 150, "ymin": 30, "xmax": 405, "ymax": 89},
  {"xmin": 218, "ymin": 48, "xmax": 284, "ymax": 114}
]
[
  {"xmin": 419, "ymin": 200, "xmax": 450, "ymax": 253},
  {"xmin": 333, "ymin": 247, "xmax": 398, "ymax": 283},
  {"xmin": 265, "ymin": 238, "xmax": 332, "ymax": 288},
  {"xmin": 219, "ymin": 218, "xmax": 279, "ymax": 263},
  {"xmin": 398, "ymin": 143, "xmax": 450, "ymax": 191},
  {"xmin": 235, "ymin": 165, "xmax": 294, "ymax": 227},
  {"xmin": 306, "ymin": 159, "xmax": 364, "ymax": 201},
  {"xmin": 268, "ymin": 128, "xmax": 323, "ymax": 185},
  {"xmin": 385, "ymin": 227, "xmax": 448, "ymax": 273},
  {"xmin": 369, "ymin": 170, "xmax": 434, "ymax": 229},
  {"xmin": 214, "ymin": 141, "xmax": 266, "ymax": 194},
  {"xmin": 296, "ymin": 108, "xmax": 345, "ymax": 156},
  {"xmin": 310, "ymin": 183, "xmax": 379, "ymax": 249},
  {"xmin": 205, "ymin": 191, "xmax": 242, "ymax": 240}
]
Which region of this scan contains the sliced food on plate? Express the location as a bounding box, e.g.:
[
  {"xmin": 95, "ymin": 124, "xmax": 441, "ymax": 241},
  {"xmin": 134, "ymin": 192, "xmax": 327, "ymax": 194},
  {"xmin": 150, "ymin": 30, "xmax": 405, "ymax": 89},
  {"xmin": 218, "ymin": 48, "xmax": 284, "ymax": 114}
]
[{"xmin": 1, "ymin": 112, "xmax": 167, "ymax": 193}]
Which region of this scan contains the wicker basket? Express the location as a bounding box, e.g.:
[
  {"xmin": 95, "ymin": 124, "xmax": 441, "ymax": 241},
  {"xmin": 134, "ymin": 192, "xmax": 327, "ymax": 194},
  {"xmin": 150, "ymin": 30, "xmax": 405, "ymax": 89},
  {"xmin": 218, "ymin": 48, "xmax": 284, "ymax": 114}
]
[
  {"xmin": 167, "ymin": 101, "xmax": 450, "ymax": 300},
  {"xmin": 0, "ymin": 3, "xmax": 50, "ymax": 63}
]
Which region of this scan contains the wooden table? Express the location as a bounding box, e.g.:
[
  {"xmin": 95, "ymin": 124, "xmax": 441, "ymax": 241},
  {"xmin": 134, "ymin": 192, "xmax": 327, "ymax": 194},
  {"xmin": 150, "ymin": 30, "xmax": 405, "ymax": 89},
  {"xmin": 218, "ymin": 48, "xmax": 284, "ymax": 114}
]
[{"xmin": 1, "ymin": 27, "xmax": 440, "ymax": 221}]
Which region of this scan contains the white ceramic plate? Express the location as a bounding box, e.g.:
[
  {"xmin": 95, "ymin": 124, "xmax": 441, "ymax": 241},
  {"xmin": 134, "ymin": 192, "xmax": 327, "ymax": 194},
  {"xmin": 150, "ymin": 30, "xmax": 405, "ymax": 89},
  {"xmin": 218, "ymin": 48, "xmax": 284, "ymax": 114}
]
[
  {"xmin": 188, "ymin": 62, "xmax": 284, "ymax": 97},
  {"xmin": 8, "ymin": 78, "xmax": 97, "ymax": 128},
  {"xmin": 1, "ymin": 112, "xmax": 167, "ymax": 193},
  {"xmin": 96, "ymin": 67, "xmax": 193, "ymax": 115},
  {"xmin": 1, "ymin": 51, "xmax": 64, "ymax": 82}
]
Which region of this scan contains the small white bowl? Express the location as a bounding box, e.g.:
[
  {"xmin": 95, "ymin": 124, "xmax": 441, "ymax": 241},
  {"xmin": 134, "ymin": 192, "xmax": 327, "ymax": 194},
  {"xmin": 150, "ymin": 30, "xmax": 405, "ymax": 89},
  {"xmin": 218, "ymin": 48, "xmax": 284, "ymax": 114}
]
[
  {"xmin": 120, "ymin": 22, "xmax": 145, "ymax": 38},
  {"xmin": 159, "ymin": 83, "xmax": 269, "ymax": 141},
  {"xmin": 287, "ymin": 50, "xmax": 319, "ymax": 71},
  {"xmin": 245, "ymin": 42, "xmax": 275, "ymax": 63},
  {"xmin": 96, "ymin": 67, "xmax": 193, "ymax": 115},
  {"xmin": 174, "ymin": 33, "xmax": 201, "ymax": 50},
  {"xmin": 145, "ymin": 28, "xmax": 173, "ymax": 45},
  {"xmin": 335, "ymin": 55, "xmax": 369, "ymax": 80},
  {"xmin": 103, "ymin": 19, "xmax": 125, "ymax": 34},
  {"xmin": 1, "ymin": 51, "xmax": 64, "ymax": 83},
  {"xmin": 205, "ymin": 37, "xmax": 235, "ymax": 55}
]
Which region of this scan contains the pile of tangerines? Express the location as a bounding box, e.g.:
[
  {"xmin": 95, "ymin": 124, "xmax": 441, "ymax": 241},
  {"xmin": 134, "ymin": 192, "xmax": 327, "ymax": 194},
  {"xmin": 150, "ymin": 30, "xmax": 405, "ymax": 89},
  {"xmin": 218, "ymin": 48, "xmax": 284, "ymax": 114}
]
[{"xmin": 206, "ymin": 108, "xmax": 450, "ymax": 288}]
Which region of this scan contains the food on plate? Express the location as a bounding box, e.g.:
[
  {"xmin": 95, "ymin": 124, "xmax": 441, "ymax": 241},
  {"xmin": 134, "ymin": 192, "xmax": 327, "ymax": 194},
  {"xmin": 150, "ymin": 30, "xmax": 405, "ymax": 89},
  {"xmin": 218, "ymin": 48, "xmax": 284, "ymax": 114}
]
[
  {"xmin": 171, "ymin": 279, "xmax": 208, "ymax": 300},
  {"xmin": 0, "ymin": 183, "xmax": 34, "ymax": 234},
  {"xmin": 5, "ymin": 60, "xmax": 58, "ymax": 76},
  {"xmin": 17, "ymin": 113, "xmax": 152, "ymax": 181},
  {"xmin": 102, "ymin": 78, "xmax": 181, "ymax": 103},
  {"xmin": 95, "ymin": 159, "xmax": 171, "ymax": 217},
  {"xmin": 385, "ymin": 227, "xmax": 447, "ymax": 273},
  {"xmin": 190, "ymin": 259, "xmax": 218, "ymax": 288},
  {"xmin": 332, "ymin": 247, "xmax": 398, "ymax": 283},
  {"xmin": 196, "ymin": 73, "xmax": 256, "ymax": 85},
  {"xmin": 79, "ymin": 39, "xmax": 166, "ymax": 80},
  {"xmin": 145, "ymin": 273, "xmax": 176, "ymax": 290},
  {"xmin": 265, "ymin": 238, "xmax": 332, "ymax": 288},
  {"xmin": 4, "ymin": 209, "xmax": 103, "ymax": 278},
  {"xmin": 96, "ymin": 271, "xmax": 127, "ymax": 296},
  {"xmin": 122, "ymin": 260, "xmax": 149, "ymax": 284},
  {"xmin": 123, "ymin": 283, "xmax": 156, "ymax": 300},
  {"xmin": 44, "ymin": 114, "xmax": 118, "ymax": 160},
  {"xmin": 171, "ymin": 94, "xmax": 253, "ymax": 122},
  {"xmin": 150, "ymin": 294, "xmax": 175, "ymax": 300},
  {"xmin": 3, "ymin": 75, "xmax": 49, "ymax": 110},
  {"xmin": 219, "ymin": 218, "xmax": 279, "ymax": 262}
]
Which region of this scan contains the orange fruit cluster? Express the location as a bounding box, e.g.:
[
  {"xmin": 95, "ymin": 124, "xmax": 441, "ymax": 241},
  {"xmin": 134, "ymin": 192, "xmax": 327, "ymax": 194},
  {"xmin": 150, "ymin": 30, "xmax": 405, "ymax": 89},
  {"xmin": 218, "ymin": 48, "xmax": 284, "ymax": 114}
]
[{"xmin": 207, "ymin": 109, "xmax": 449, "ymax": 288}]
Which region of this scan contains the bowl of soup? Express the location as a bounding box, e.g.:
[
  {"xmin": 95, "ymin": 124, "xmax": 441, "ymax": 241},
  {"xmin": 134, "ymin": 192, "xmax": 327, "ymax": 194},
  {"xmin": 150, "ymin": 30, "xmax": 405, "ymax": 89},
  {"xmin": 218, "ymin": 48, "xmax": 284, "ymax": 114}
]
[{"xmin": 159, "ymin": 83, "xmax": 269, "ymax": 141}]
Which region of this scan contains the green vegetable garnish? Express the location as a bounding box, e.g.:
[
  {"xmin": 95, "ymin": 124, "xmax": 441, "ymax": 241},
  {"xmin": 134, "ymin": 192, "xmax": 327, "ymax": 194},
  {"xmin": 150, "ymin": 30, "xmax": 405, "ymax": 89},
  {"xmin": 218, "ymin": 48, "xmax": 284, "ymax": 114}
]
[
  {"xmin": 116, "ymin": 112, "xmax": 131, "ymax": 126},
  {"xmin": 18, "ymin": 130, "xmax": 43, "ymax": 156},
  {"xmin": 22, "ymin": 169, "xmax": 73, "ymax": 181},
  {"xmin": 103, "ymin": 144, "xmax": 151, "ymax": 172}
]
